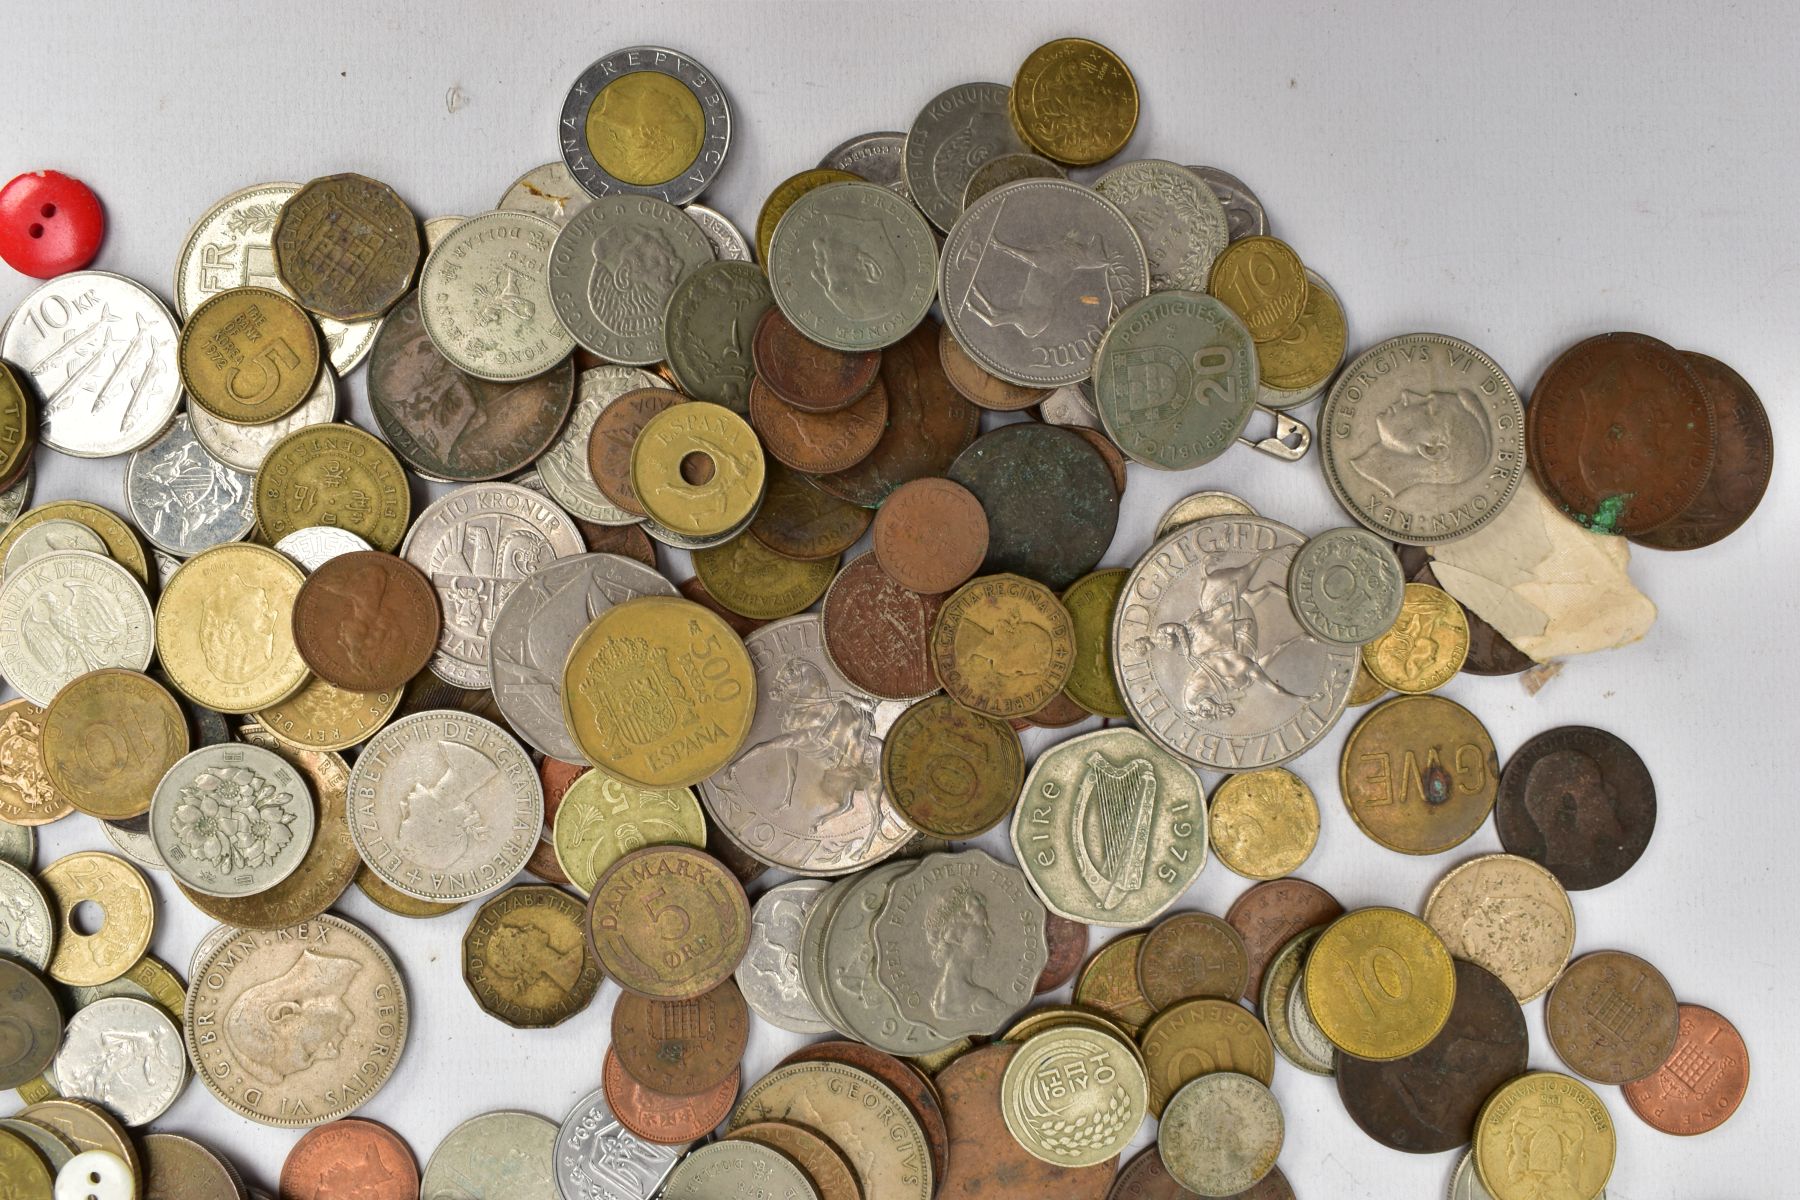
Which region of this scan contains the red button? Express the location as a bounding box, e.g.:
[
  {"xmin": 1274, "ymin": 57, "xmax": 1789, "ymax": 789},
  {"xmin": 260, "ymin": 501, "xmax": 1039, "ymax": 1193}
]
[{"xmin": 0, "ymin": 170, "xmax": 105, "ymax": 278}]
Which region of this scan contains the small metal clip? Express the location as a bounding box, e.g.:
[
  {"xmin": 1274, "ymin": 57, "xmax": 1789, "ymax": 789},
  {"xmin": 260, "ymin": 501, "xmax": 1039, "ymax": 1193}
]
[{"xmin": 1237, "ymin": 407, "xmax": 1312, "ymax": 462}]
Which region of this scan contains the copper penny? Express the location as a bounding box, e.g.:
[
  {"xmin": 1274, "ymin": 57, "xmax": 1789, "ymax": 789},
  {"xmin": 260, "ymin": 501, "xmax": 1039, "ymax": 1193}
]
[
  {"xmin": 781, "ymin": 1040, "xmax": 951, "ymax": 1191},
  {"xmin": 612, "ymin": 978, "xmax": 749, "ymax": 1096},
  {"xmin": 585, "ymin": 845, "xmax": 751, "ymax": 1000},
  {"xmin": 1035, "ymin": 912, "xmax": 1089, "ymax": 994},
  {"xmin": 1226, "ymin": 878, "xmax": 1343, "ymax": 1003},
  {"xmin": 603, "ymin": 1045, "xmax": 739, "ymax": 1146},
  {"xmin": 1336, "ymin": 959, "xmax": 1528, "ymax": 1153},
  {"xmin": 280, "ymin": 1117, "xmax": 419, "ymax": 1200},
  {"xmin": 527, "ymin": 758, "xmax": 585, "ymax": 885},
  {"xmin": 814, "ymin": 317, "xmax": 981, "ymax": 508},
  {"xmin": 1015, "ymin": 690, "xmax": 1090, "ymax": 729},
  {"xmin": 727, "ymin": 1121, "xmax": 863, "ymax": 1200},
  {"xmin": 586, "ymin": 387, "xmax": 682, "ymax": 516},
  {"xmin": 1073, "ymin": 933, "xmax": 1155, "ymax": 1037},
  {"xmin": 1396, "ymin": 545, "xmax": 1532, "ymax": 677},
  {"xmin": 1547, "ymin": 949, "xmax": 1681, "ymax": 1084},
  {"xmin": 704, "ymin": 816, "xmax": 768, "ymax": 886},
  {"xmin": 1494, "ymin": 725, "xmax": 1656, "ymax": 891},
  {"xmin": 750, "ymin": 375, "xmax": 888, "ymax": 473},
  {"xmin": 1634, "ymin": 352, "xmax": 1773, "ymax": 550},
  {"xmin": 1527, "ymin": 331, "xmax": 1716, "ymax": 536},
  {"xmin": 821, "ymin": 552, "xmax": 944, "ymax": 699},
  {"xmin": 871, "ymin": 477, "xmax": 989, "ymax": 595},
  {"xmin": 1622, "ymin": 1003, "xmax": 1750, "ymax": 1135},
  {"xmin": 1062, "ymin": 426, "xmax": 1128, "ymax": 496},
  {"xmin": 936, "ymin": 1043, "xmax": 1115, "ymax": 1200},
  {"xmin": 290, "ymin": 551, "xmax": 440, "ymax": 692},
  {"xmin": 752, "ymin": 306, "xmax": 882, "ymax": 413},
  {"xmin": 1136, "ymin": 911, "xmax": 1251, "ymax": 1010},
  {"xmin": 569, "ymin": 517, "xmax": 657, "ymax": 567},
  {"xmin": 938, "ymin": 324, "xmax": 1045, "ymax": 412},
  {"xmin": 749, "ymin": 461, "xmax": 873, "ymax": 561},
  {"xmin": 677, "ymin": 577, "xmax": 770, "ymax": 639},
  {"xmin": 880, "ymin": 693, "xmax": 1023, "ymax": 838},
  {"xmin": 1108, "ymin": 1148, "xmax": 1295, "ymax": 1200}
]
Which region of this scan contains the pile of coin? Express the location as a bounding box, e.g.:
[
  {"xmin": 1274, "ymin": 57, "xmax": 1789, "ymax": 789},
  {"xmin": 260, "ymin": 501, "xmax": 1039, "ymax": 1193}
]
[{"xmin": 0, "ymin": 29, "xmax": 1766, "ymax": 1200}]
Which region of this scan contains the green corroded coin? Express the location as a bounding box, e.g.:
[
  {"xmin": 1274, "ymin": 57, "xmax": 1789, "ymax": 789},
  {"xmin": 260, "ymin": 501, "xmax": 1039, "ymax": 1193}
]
[
  {"xmin": 1093, "ymin": 290, "xmax": 1258, "ymax": 470},
  {"xmin": 664, "ymin": 260, "xmax": 772, "ymax": 414}
]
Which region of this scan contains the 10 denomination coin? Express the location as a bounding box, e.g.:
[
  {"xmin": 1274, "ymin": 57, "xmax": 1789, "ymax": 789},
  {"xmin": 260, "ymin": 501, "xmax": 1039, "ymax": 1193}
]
[
  {"xmin": 883, "ymin": 695, "xmax": 1022, "ymax": 839},
  {"xmin": 1305, "ymin": 907, "xmax": 1456, "ymax": 1061},
  {"xmin": 1001, "ymin": 1025, "xmax": 1145, "ymax": 1167},
  {"xmin": 41, "ymin": 669, "xmax": 187, "ymax": 820}
]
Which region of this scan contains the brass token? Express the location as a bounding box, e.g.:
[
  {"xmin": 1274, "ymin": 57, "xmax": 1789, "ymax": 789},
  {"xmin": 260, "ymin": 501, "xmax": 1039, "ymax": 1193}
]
[
  {"xmin": 253, "ymin": 676, "xmax": 402, "ymax": 752},
  {"xmin": 1361, "ymin": 582, "xmax": 1469, "ymax": 694},
  {"xmin": 155, "ymin": 543, "xmax": 310, "ymax": 713},
  {"xmin": 756, "ymin": 168, "xmax": 860, "ymax": 267},
  {"xmin": 354, "ymin": 865, "xmax": 462, "ymax": 919},
  {"xmin": 727, "ymin": 1121, "xmax": 862, "ymax": 1200},
  {"xmin": 1209, "ymin": 768, "xmax": 1320, "ymax": 880},
  {"xmin": 0, "ymin": 501, "xmax": 151, "ymax": 589},
  {"xmin": 272, "ymin": 173, "xmax": 420, "ymax": 321},
  {"xmin": 1059, "ymin": 569, "xmax": 1127, "ymax": 719},
  {"xmin": 178, "ymin": 287, "xmax": 323, "ymax": 424},
  {"xmin": 631, "ymin": 402, "xmax": 766, "ymax": 538},
  {"xmin": 254, "ymin": 423, "xmax": 411, "ymax": 552},
  {"xmin": 0, "ymin": 699, "xmax": 73, "ymax": 825},
  {"xmin": 1347, "ymin": 659, "xmax": 1386, "ymax": 706},
  {"xmin": 1256, "ymin": 269, "xmax": 1347, "ymax": 391},
  {"xmin": 1011, "ymin": 38, "xmax": 1139, "ymax": 167},
  {"xmin": 1072, "ymin": 933, "xmax": 1155, "ymax": 1037},
  {"xmin": 1340, "ymin": 694, "xmax": 1499, "ymax": 855},
  {"xmin": 585, "ymin": 845, "xmax": 750, "ymax": 999},
  {"xmin": 928, "ymin": 574, "xmax": 1076, "ymax": 718},
  {"xmin": 1207, "ymin": 236, "xmax": 1308, "ymax": 342},
  {"xmin": 1138, "ymin": 997, "xmax": 1275, "ymax": 1118},
  {"xmin": 613, "ymin": 979, "xmax": 749, "ymax": 1094},
  {"xmin": 40, "ymin": 669, "xmax": 189, "ymax": 820},
  {"xmin": 1473, "ymin": 1072, "xmax": 1615, "ymax": 1200},
  {"xmin": 552, "ymin": 765, "xmax": 707, "ymax": 895},
  {"xmin": 1424, "ymin": 853, "xmax": 1575, "ymax": 1003},
  {"xmin": 1136, "ymin": 911, "xmax": 1250, "ymax": 1009},
  {"xmin": 1304, "ymin": 907, "xmax": 1457, "ymax": 1061},
  {"xmin": 461, "ymin": 883, "xmax": 602, "ymax": 1028},
  {"xmin": 691, "ymin": 530, "xmax": 837, "ymax": 621},
  {"xmin": 0, "ymin": 1126, "xmax": 54, "ymax": 1198},
  {"xmin": 880, "ymin": 694, "xmax": 1024, "ymax": 839},
  {"xmin": 40, "ymin": 852, "xmax": 154, "ymax": 987}
]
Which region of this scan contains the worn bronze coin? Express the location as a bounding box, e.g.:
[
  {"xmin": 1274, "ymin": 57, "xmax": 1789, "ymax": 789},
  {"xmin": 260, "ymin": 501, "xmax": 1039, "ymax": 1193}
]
[
  {"xmin": 1546, "ymin": 949, "xmax": 1680, "ymax": 1084},
  {"xmin": 462, "ymin": 883, "xmax": 602, "ymax": 1028},
  {"xmin": 872, "ymin": 477, "xmax": 989, "ymax": 596},
  {"xmin": 880, "ymin": 694, "xmax": 1023, "ymax": 838},
  {"xmin": 691, "ymin": 530, "xmax": 837, "ymax": 620},
  {"xmin": 936, "ymin": 1043, "xmax": 1116, "ymax": 1200},
  {"xmin": 929, "ymin": 574, "xmax": 1076, "ymax": 718},
  {"xmin": 1340, "ymin": 694, "xmax": 1499, "ymax": 855},
  {"xmin": 1396, "ymin": 545, "xmax": 1532, "ymax": 677},
  {"xmin": 753, "ymin": 306, "xmax": 882, "ymax": 412},
  {"xmin": 613, "ymin": 979, "xmax": 749, "ymax": 1095},
  {"xmin": 678, "ymin": 577, "xmax": 770, "ymax": 639},
  {"xmin": 1528, "ymin": 331, "xmax": 1716, "ymax": 536},
  {"xmin": 280, "ymin": 1118, "xmax": 419, "ymax": 1200},
  {"xmin": 1139, "ymin": 998, "xmax": 1276, "ymax": 1118},
  {"xmin": 727, "ymin": 1121, "xmax": 862, "ymax": 1200},
  {"xmin": 749, "ymin": 461, "xmax": 872, "ymax": 561},
  {"xmin": 938, "ymin": 324, "xmax": 1046, "ymax": 412},
  {"xmin": 821, "ymin": 552, "xmax": 944, "ymax": 699},
  {"xmin": 527, "ymin": 758, "xmax": 584, "ymax": 885},
  {"xmin": 1108, "ymin": 1148, "xmax": 1295, "ymax": 1200},
  {"xmin": 1063, "ymin": 426, "xmax": 1128, "ymax": 496},
  {"xmin": 273, "ymin": 172, "xmax": 420, "ymax": 321},
  {"xmin": 585, "ymin": 845, "xmax": 751, "ymax": 1000},
  {"xmin": 1336, "ymin": 959, "xmax": 1529, "ymax": 1154},
  {"xmin": 750, "ymin": 374, "xmax": 888, "ymax": 473},
  {"xmin": 291, "ymin": 551, "xmax": 439, "ymax": 691},
  {"xmin": 948, "ymin": 424, "xmax": 1118, "ymax": 591},
  {"xmin": 814, "ymin": 317, "xmax": 981, "ymax": 508},
  {"xmin": 1226, "ymin": 877, "xmax": 1344, "ymax": 1003},
  {"xmin": 1622, "ymin": 1003, "xmax": 1749, "ymax": 1136},
  {"xmin": 1494, "ymin": 725, "xmax": 1656, "ymax": 891},
  {"xmin": 1073, "ymin": 933, "xmax": 1156, "ymax": 1037},
  {"xmin": 781, "ymin": 1040, "xmax": 951, "ymax": 1191},
  {"xmin": 368, "ymin": 292, "xmax": 575, "ymax": 481},
  {"xmin": 1136, "ymin": 911, "xmax": 1251, "ymax": 1010},
  {"xmin": 1017, "ymin": 690, "xmax": 1090, "ymax": 729},
  {"xmin": 603, "ymin": 1045, "xmax": 740, "ymax": 1146},
  {"xmin": 1634, "ymin": 352, "xmax": 1772, "ymax": 550},
  {"xmin": 586, "ymin": 387, "xmax": 682, "ymax": 516},
  {"xmin": 1036, "ymin": 913, "xmax": 1089, "ymax": 994}
]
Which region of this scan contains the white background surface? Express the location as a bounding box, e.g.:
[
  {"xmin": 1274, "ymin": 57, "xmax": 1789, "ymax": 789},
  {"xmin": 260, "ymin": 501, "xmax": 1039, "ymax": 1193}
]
[{"xmin": 4, "ymin": 1, "xmax": 1797, "ymax": 1197}]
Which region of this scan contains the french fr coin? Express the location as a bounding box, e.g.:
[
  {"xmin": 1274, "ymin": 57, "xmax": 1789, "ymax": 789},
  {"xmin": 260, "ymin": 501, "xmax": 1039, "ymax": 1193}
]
[
  {"xmin": 684, "ymin": 203, "xmax": 752, "ymax": 262},
  {"xmin": 540, "ymin": 365, "xmax": 669, "ymax": 524},
  {"xmin": 559, "ymin": 47, "xmax": 732, "ymax": 204},
  {"xmin": 149, "ymin": 743, "xmax": 316, "ymax": 899},
  {"xmin": 549, "ymin": 194, "xmax": 714, "ymax": 364},
  {"xmin": 418, "ymin": 210, "xmax": 575, "ymax": 382},
  {"xmin": 1188, "ymin": 165, "xmax": 1269, "ymax": 241},
  {"xmin": 902, "ymin": 82, "xmax": 1026, "ymax": 232},
  {"xmin": 1114, "ymin": 515, "xmax": 1357, "ymax": 771},
  {"xmin": 821, "ymin": 130, "xmax": 910, "ymax": 197},
  {"xmin": 736, "ymin": 879, "xmax": 834, "ymax": 1034},
  {"xmin": 554, "ymin": 1085, "xmax": 687, "ymax": 1200},
  {"xmin": 51, "ymin": 996, "xmax": 186, "ymax": 1126},
  {"xmin": 1287, "ymin": 527, "xmax": 1405, "ymax": 645},
  {"xmin": 1319, "ymin": 333, "xmax": 1526, "ymax": 545},
  {"xmin": 422, "ymin": 1110, "xmax": 559, "ymax": 1200},
  {"xmin": 768, "ymin": 180, "xmax": 938, "ymax": 352},
  {"xmin": 1094, "ymin": 159, "xmax": 1230, "ymax": 293},
  {"xmin": 188, "ymin": 362, "xmax": 338, "ymax": 473},
  {"xmin": 1, "ymin": 271, "xmax": 180, "ymax": 458},
  {"xmin": 940, "ymin": 179, "xmax": 1148, "ymax": 387},
  {"xmin": 1092, "ymin": 290, "xmax": 1258, "ymax": 469},
  {"xmin": 0, "ymin": 551, "xmax": 154, "ymax": 706},
  {"xmin": 124, "ymin": 413, "xmax": 255, "ymax": 558}
]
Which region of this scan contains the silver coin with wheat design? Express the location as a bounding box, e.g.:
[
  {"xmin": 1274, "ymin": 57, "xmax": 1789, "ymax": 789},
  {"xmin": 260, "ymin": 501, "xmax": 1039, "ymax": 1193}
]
[{"xmin": 149, "ymin": 743, "xmax": 315, "ymax": 899}]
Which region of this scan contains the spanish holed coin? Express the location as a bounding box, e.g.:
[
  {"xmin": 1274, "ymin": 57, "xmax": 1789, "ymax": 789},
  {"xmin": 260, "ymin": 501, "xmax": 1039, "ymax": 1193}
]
[
  {"xmin": 0, "ymin": 551, "xmax": 153, "ymax": 706},
  {"xmin": 418, "ymin": 210, "xmax": 575, "ymax": 382},
  {"xmin": 1010, "ymin": 728, "xmax": 1207, "ymax": 928},
  {"xmin": 422, "ymin": 1110, "xmax": 559, "ymax": 1200},
  {"xmin": 541, "ymin": 365, "xmax": 670, "ymax": 524},
  {"xmin": 51, "ymin": 996, "xmax": 186, "ymax": 1126},
  {"xmin": 1321, "ymin": 333, "xmax": 1526, "ymax": 545},
  {"xmin": 768, "ymin": 180, "xmax": 938, "ymax": 352},
  {"xmin": 1287, "ymin": 527, "xmax": 1405, "ymax": 645},
  {"xmin": 488, "ymin": 552, "xmax": 677, "ymax": 761},
  {"xmin": 701, "ymin": 615, "xmax": 911, "ymax": 876},
  {"xmin": 560, "ymin": 47, "xmax": 732, "ymax": 204},
  {"xmin": 1114, "ymin": 516, "xmax": 1357, "ymax": 770},
  {"xmin": 941, "ymin": 179, "xmax": 1148, "ymax": 387},
  {"xmin": 903, "ymin": 82, "xmax": 1026, "ymax": 232},
  {"xmin": 2, "ymin": 271, "xmax": 181, "ymax": 457},
  {"xmin": 150, "ymin": 743, "xmax": 316, "ymax": 899},
  {"xmin": 1092, "ymin": 290, "xmax": 1258, "ymax": 469},
  {"xmin": 124, "ymin": 414, "xmax": 256, "ymax": 557},
  {"xmin": 1094, "ymin": 159, "xmax": 1229, "ymax": 293},
  {"xmin": 736, "ymin": 879, "xmax": 833, "ymax": 1034},
  {"xmin": 188, "ymin": 363, "xmax": 338, "ymax": 473},
  {"xmin": 550, "ymin": 194, "xmax": 715, "ymax": 364},
  {"xmin": 185, "ymin": 914, "xmax": 407, "ymax": 1127},
  {"xmin": 663, "ymin": 260, "xmax": 771, "ymax": 413},
  {"xmin": 400, "ymin": 482, "xmax": 586, "ymax": 688},
  {"xmin": 554, "ymin": 1085, "xmax": 686, "ymax": 1200}
]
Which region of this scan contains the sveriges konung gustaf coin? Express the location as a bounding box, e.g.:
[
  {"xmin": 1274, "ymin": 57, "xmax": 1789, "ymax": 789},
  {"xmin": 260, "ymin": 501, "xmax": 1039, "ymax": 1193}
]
[
  {"xmin": 347, "ymin": 711, "xmax": 543, "ymax": 903},
  {"xmin": 149, "ymin": 743, "xmax": 316, "ymax": 899},
  {"xmin": 559, "ymin": 47, "xmax": 732, "ymax": 205},
  {"xmin": 940, "ymin": 178, "xmax": 1148, "ymax": 387},
  {"xmin": 418, "ymin": 210, "xmax": 575, "ymax": 382},
  {"xmin": 549, "ymin": 193, "xmax": 715, "ymax": 365},
  {"xmin": 1010, "ymin": 727, "xmax": 1208, "ymax": 928},
  {"xmin": 1113, "ymin": 515, "xmax": 1358, "ymax": 770},
  {"xmin": 768, "ymin": 180, "xmax": 938, "ymax": 352},
  {"xmin": 1320, "ymin": 332, "xmax": 1526, "ymax": 545}
]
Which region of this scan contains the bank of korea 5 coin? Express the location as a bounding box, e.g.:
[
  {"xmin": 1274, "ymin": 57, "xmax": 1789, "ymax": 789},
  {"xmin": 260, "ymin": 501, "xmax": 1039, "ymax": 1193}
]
[
  {"xmin": 559, "ymin": 47, "xmax": 731, "ymax": 204},
  {"xmin": 767, "ymin": 180, "xmax": 937, "ymax": 352},
  {"xmin": 1113, "ymin": 515, "xmax": 1357, "ymax": 770}
]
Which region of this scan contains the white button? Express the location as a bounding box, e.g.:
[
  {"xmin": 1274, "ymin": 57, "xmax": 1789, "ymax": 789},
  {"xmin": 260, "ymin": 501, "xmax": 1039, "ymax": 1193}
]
[{"xmin": 55, "ymin": 1151, "xmax": 135, "ymax": 1200}]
